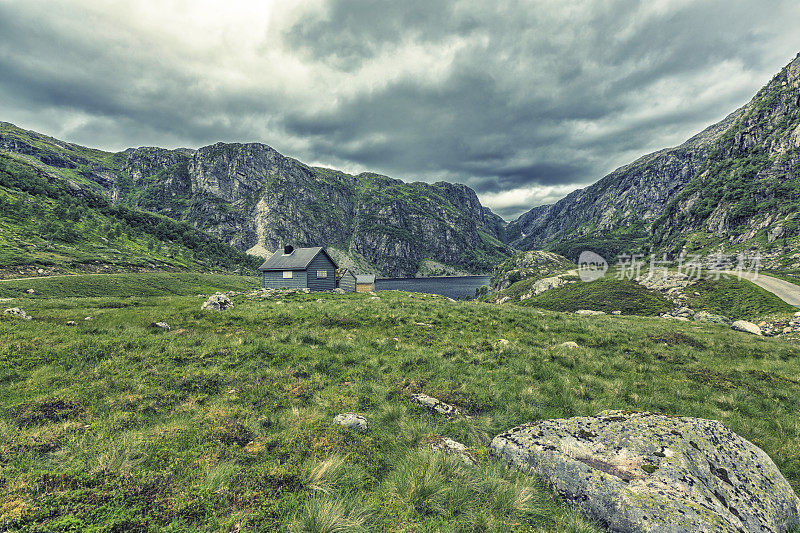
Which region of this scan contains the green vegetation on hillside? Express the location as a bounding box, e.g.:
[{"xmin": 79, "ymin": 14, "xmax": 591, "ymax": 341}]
[
  {"xmin": 518, "ymin": 278, "xmax": 673, "ymax": 316},
  {"xmin": 1, "ymin": 284, "xmax": 798, "ymax": 530},
  {"xmin": 0, "ymin": 153, "xmax": 261, "ymax": 274},
  {"xmin": 687, "ymin": 276, "xmax": 797, "ymax": 321}
]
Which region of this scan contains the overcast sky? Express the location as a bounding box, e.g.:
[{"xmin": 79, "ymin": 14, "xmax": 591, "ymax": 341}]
[{"xmin": 1, "ymin": 0, "xmax": 799, "ymax": 219}]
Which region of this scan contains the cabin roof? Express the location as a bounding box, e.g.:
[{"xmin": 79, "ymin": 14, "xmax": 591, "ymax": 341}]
[
  {"xmin": 356, "ymin": 274, "xmax": 376, "ymax": 284},
  {"xmin": 259, "ymin": 247, "xmax": 337, "ymax": 271}
]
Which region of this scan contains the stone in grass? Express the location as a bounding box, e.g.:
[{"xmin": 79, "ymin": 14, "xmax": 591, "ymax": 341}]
[
  {"xmin": 694, "ymin": 311, "xmax": 732, "ymax": 326},
  {"xmin": 559, "ymin": 341, "xmax": 580, "ymax": 349},
  {"xmin": 149, "ymin": 322, "xmax": 171, "ymax": 331},
  {"xmin": 3, "ymin": 308, "xmax": 32, "ymax": 320},
  {"xmin": 333, "ymin": 413, "xmax": 369, "ymax": 432},
  {"xmin": 66, "ymin": 320, "xmax": 77, "ymax": 326},
  {"xmin": 795, "ymin": 311, "xmax": 800, "ymax": 318},
  {"xmin": 575, "ymin": 310, "xmax": 606, "ymax": 316},
  {"xmin": 611, "ymin": 310, "xmax": 622, "ymax": 315},
  {"xmin": 411, "ymin": 393, "xmax": 462, "ymax": 417},
  {"xmin": 201, "ymin": 293, "xmax": 233, "ymax": 311},
  {"xmin": 490, "ymin": 410, "xmax": 800, "ymax": 533},
  {"xmin": 424, "ymin": 434, "xmax": 478, "ymax": 466},
  {"xmin": 731, "ymin": 320, "xmax": 762, "ymax": 336}
]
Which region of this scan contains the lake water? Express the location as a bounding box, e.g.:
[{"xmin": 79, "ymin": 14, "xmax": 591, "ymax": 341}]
[{"xmin": 375, "ymin": 276, "xmax": 491, "ymax": 300}]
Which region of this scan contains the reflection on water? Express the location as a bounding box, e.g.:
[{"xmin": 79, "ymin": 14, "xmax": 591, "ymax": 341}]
[{"xmin": 375, "ymin": 276, "xmax": 491, "ymax": 300}]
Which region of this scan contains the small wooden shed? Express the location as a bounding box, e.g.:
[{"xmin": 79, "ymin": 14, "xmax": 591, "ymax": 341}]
[
  {"xmin": 356, "ymin": 274, "xmax": 376, "ymax": 293},
  {"xmin": 338, "ymin": 270, "xmax": 357, "ymax": 292},
  {"xmin": 259, "ymin": 246, "xmax": 337, "ymax": 291}
]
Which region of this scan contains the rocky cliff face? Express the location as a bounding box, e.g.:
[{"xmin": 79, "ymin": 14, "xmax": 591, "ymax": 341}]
[
  {"xmin": 0, "ymin": 124, "xmax": 512, "ymax": 276},
  {"xmin": 510, "ymin": 53, "xmax": 800, "ymax": 268}
]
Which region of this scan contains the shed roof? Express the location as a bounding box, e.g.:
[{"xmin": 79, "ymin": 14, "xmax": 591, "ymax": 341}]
[
  {"xmin": 356, "ymin": 274, "xmax": 376, "ymax": 284},
  {"xmin": 258, "ymin": 247, "xmax": 337, "ymax": 271}
]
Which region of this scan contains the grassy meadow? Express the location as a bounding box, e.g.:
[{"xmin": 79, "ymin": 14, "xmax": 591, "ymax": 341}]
[{"xmin": 1, "ymin": 275, "xmax": 799, "ymax": 531}]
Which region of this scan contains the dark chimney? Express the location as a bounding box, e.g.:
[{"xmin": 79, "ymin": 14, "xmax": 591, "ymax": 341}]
[{"xmin": 283, "ymin": 245, "xmax": 294, "ymax": 255}]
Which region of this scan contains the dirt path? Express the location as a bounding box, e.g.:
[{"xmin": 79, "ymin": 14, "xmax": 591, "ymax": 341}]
[{"xmin": 724, "ymin": 272, "xmax": 800, "ymax": 308}]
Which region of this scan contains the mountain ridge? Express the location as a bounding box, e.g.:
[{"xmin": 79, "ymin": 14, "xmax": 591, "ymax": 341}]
[
  {"xmin": 0, "ymin": 122, "xmax": 513, "ymax": 277},
  {"xmin": 508, "ymin": 52, "xmax": 800, "ymax": 269}
]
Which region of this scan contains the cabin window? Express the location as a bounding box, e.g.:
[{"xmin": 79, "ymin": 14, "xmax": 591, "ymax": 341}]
[
  {"xmin": 283, "ymin": 271, "xmax": 293, "ymax": 279},
  {"xmin": 317, "ymin": 270, "xmax": 328, "ymax": 278}
]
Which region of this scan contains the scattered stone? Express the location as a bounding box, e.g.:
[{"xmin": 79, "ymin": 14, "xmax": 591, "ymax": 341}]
[
  {"xmin": 149, "ymin": 322, "xmax": 171, "ymax": 331},
  {"xmin": 333, "ymin": 413, "xmax": 369, "ymax": 432},
  {"xmin": 201, "ymin": 293, "xmax": 233, "ymax": 311},
  {"xmin": 424, "ymin": 435, "xmax": 478, "ymax": 466},
  {"xmin": 3, "ymin": 308, "xmax": 32, "ymax": 320},
  {"xmin": 575, "ymin": 310, "xmax": 606, "ymax": 316},
  {"xmin": 446, "ymin": 297, "xmax": 457, "ymax": 303},
  {"xmin": 693, "ymin": 311, "xmax": 732, "ymax": 325},
  {"xmin": 36, "ymin": 268, "xmax": 45, "ymax": 274},
  {"xmin": 369, "ymin": 296, "xmax": 380, "ymax": 301},
  {"xmin": 333, "ymin": 288, "xmax": 345, "ymax": 294},
  {"xmin": 300, "ymin": 288, "xmax": 311, "ymax": 294},
  {"xmin": 411, "ymin": 393, "xmax": 462, "ymax": 417},
  {"xmin": 559, "ymin": 341, "xmax": 580, "ymax": 349},
  {"xmin": 84, "ymin": 316, "xmax": 93, "ymax": 321},
  {"xmin": 413, "ymin": 322, "xmax": 433, "ymax": 327},
  {"xmin": 496, "ymin": 296, "xmax": 511, "ymax": 304},
  {"xmin": 490, "ymin": 410, "xmax": 800, "ymax": 533},
  {"xmin": 611, "ymin": 310, "xmax": 622, "ymax": 315},
  {"xmin": 66, "ymin": 321, "xmax": 76, "ymax": 326},
  {"xmin": 795, "ymin": 311, "xmax": 800, "ymax": 318},
  {"xmin": 731, "ymin": 320, "xmax": 763, "ymax": 336},
  {"xmin": 496, "ymin": 339, "xmax": 510, "ymax": 347},
  {"xmin": 25, "ymin": 288, "xmax": 37, "ymax": 295},
  {"xmin": 519, "ymin": 275, "xmax": 572, "ymax": 300}
]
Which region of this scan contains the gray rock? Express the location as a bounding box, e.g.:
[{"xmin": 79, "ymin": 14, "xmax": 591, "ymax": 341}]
[
  {"xmin": 795, "ymin": 311, "xmax": 800, "ymax": 318},
  {"xmin": 3, "ymin": 307, "xmax": 32, "ymax": 320},
  {"xmin": 332, "ymin": 288, "xmax": 346, "ymax": 294},
  {"xmin": 411, "ymin": 393, "xmax": 462, "ymax": 417},
  {"xmin": 333, "ymin": 413, "xmax": 369, "ymax": 432},
  {"xmin": 201, "ymin": 293, "xmax": 233, "ymax": 311},
  {"xmin": 490, "ymin": 410, "xmax": 800, "ymax": 533},
  {"xmin": 150, "ymin": 322, "xmax": 171, "ymax": 331},
  {"xmin": 66, "ymin": 320, "xmax": 77, "ymax": 326},
  {"xmin": 731, "ymin": 320, "xmax": 762, "ymax": 336},
  {"xmin": 84, "ymin": 316, "xmax": 93, "ymax": 321},
  {"xmin": 25, "ymin": 288, "xmax": 37, "ymax": 294},
  {"xmin": 424, "ymin": 435, "xmax": 477, "ymax": 466},
  {"xmin": 559, "ymin": 341, "xmax": 580, "ymax": 349},
  {"xmin": 611, "ymin": 310, "xmax": 622, "ymax": 315},
  {"xmin": 575, "ymin": 310, "xmax": 606, "ymax": 316},
  {"xmin": 496, "ymin": 296, "xmax": 511, "ymax": 304},
  {"xmin": 520, "ymin": 275, "xmax": 572, "ymax": 300},
  {"xmin": 694, "ymin": 311, "xmax": 732, "ymax": 326}
]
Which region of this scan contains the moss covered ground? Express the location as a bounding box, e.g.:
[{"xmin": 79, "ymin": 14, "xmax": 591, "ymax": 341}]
[{"xmin": 1, "ymin": 276, "xmax": 799, "ymax": 531}]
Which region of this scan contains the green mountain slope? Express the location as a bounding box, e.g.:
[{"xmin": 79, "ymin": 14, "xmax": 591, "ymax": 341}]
[
  {"xmin": 0, "ymin": 123, "xmax": 513, "ymax": 277},
  {"xmin": 510, "ymin": 52, "xmax": 800, "ymax": 269},
  {"xmin": 0, "ymin": 152, "xmax": 262, "ymax": 277}
]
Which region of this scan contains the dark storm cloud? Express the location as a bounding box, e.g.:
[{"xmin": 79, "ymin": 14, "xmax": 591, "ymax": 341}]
[{"xmin": 1, "ymin": 1, "xmax": 799, "ymax": 219}]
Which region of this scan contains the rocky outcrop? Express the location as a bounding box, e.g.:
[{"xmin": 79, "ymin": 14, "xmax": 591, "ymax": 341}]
[
  {"xmin": 411, "ymin": 393, "xmax": 463, "ymax": 418},
  {"xmin": 490, "ymin": 410, "xmax": 800, "ymax": 533},
  {"xmin": 3, "ymin": 307, "xmax": 32, "ymax": 320},
  {"xmin": 492, "ymin": 250, "xmax": 575, "ymax": 290},
  {"xmin": 201, "ymin": 293, "xmax": 233, "ymax": 311},
  {"xmin": 424, "ymin": 435, "xmax": 477, "ymax": 466},
  {"xmin": 509, "ymin": 53, "xmax": 800, "ymax": 269}
]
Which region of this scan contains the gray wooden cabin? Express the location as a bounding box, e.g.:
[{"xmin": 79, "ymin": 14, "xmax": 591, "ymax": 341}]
[{"xmin": 259, "ymin": 246, "xmax": 337, "ymax": 291}]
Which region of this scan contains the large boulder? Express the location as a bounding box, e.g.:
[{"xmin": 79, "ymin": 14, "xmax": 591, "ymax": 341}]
[
  {"xmin": 201, "ymin": 293, "xmax": 233, "ymax": 311},
  {"xmin": 731, "ymin": 320, "xmax": 762, "ymax": 336},
  {"xmin": 490, "ymin": 410, "xmax": 800, "ymax": 533},
  {"xmin": 3, "ymin": 308, "xmax": 32, "ymax": 320},
  {"xmin": 333, "ymin": 413, "xmax": 369, "ymax": 432}
]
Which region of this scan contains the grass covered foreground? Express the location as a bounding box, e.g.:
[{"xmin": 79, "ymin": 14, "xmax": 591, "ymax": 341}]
[
  {"xmin": 1, "ymin": 280, "xmax": 800, "ymax": 531},
  {"xmin": 0, "ymin": 273, "xmax": 259, "ymax": 299}
]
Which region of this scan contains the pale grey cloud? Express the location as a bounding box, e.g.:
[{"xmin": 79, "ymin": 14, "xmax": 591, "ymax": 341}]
[{"xmin": 0, "ymin": 0, "xmax": 799, "ymax": 219}]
